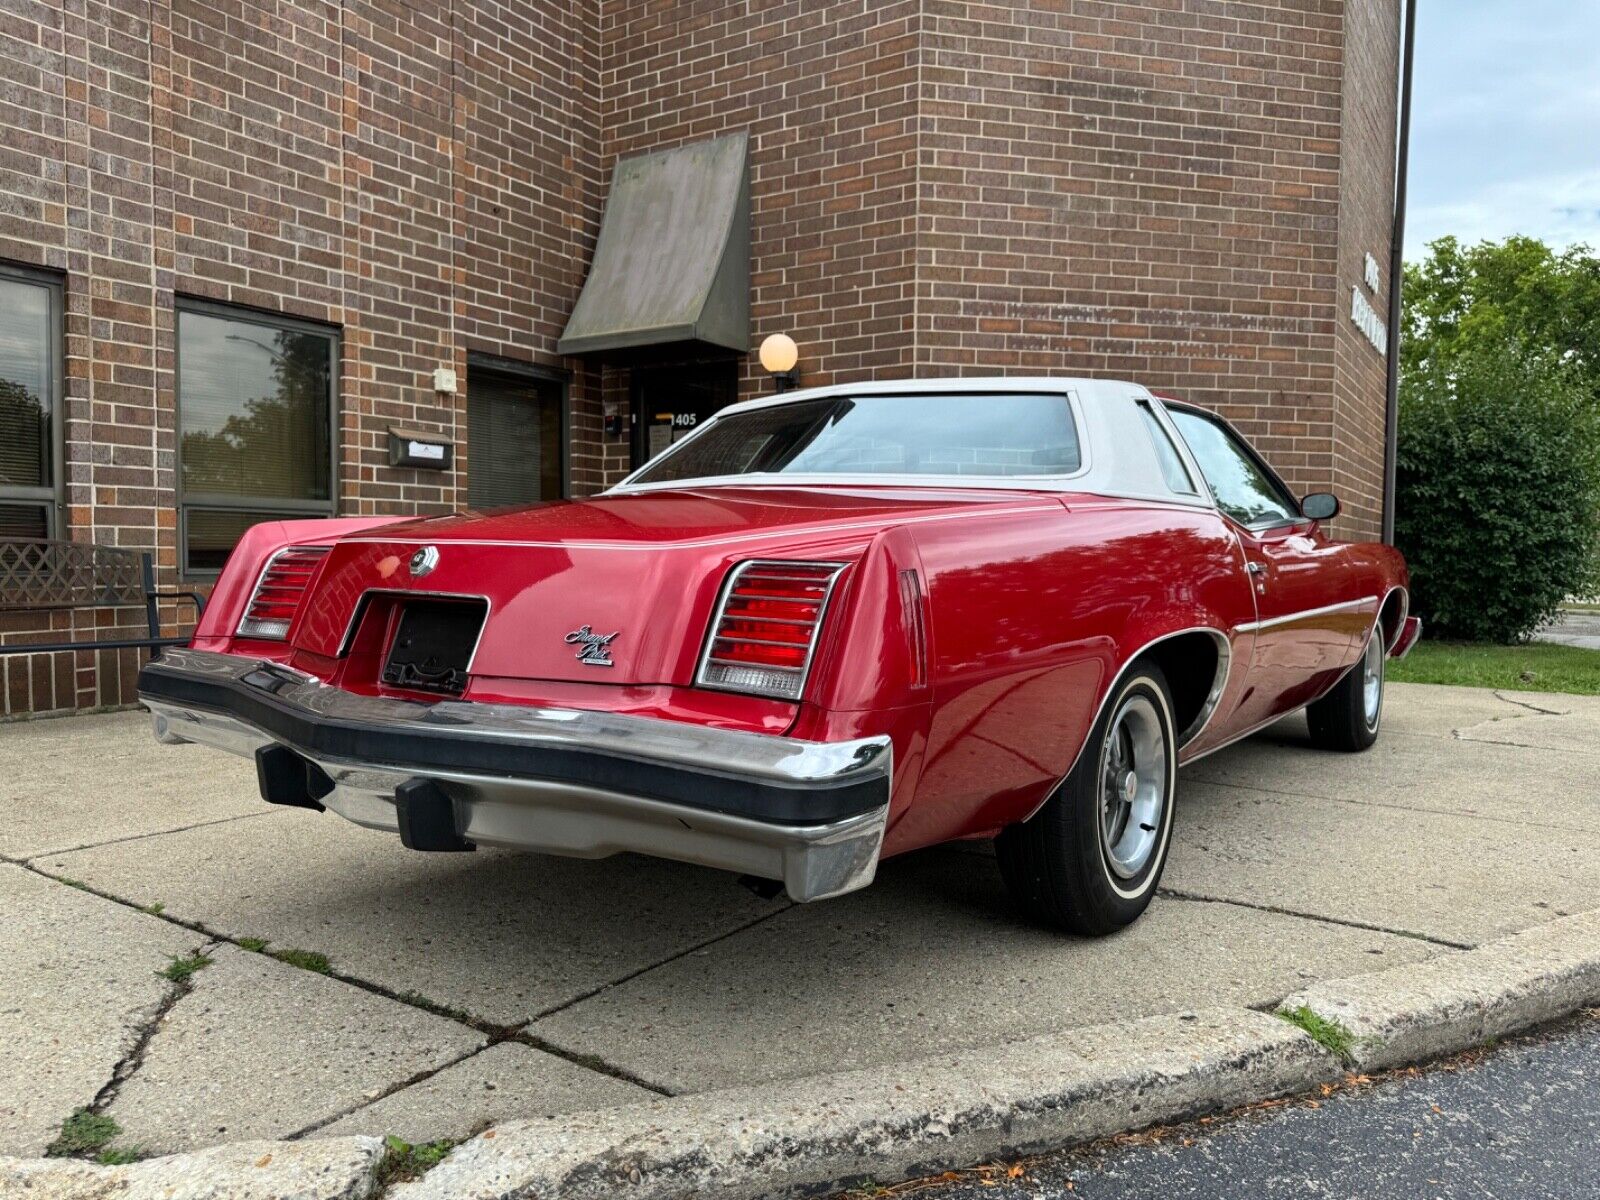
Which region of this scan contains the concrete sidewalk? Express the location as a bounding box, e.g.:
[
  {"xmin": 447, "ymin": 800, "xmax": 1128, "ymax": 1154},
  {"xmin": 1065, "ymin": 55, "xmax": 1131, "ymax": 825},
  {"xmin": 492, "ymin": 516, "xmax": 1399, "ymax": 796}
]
[{"xmin": 3, "ymin": 683, "xmax": 1599, "ymax": 1164}]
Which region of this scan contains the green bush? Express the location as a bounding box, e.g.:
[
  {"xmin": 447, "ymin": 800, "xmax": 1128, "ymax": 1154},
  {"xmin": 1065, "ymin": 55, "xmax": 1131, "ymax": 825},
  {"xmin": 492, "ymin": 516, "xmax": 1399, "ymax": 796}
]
[{"xmin": 1396, "ymin": 350, "xmax": 1600, "ymax": 643}]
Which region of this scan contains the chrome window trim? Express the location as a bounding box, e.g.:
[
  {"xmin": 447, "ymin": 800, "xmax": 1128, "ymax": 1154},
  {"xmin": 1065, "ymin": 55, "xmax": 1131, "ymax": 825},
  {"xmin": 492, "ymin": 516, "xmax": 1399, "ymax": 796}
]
[
  {"xmin": 694, "ymin": 559, "xmax": 851, "ymax": 701},
  {"xmin": 1132, "ymin": 395, "xmax": 1202, "ymax": 498},
  {"xmin": 1157, "ymin": 399, "xmax": 1306, "ymax": 530},
  {"xmin": 236, "ymin": 544, "xmax": 332, "ymax": 640}
]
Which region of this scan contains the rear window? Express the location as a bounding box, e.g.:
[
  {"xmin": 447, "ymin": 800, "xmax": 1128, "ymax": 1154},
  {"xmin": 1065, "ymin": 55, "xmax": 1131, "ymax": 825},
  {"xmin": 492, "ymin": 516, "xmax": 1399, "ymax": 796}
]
[{"xmin": 629, "ymin": 393, "xmax": 1082, "ymax": 485}]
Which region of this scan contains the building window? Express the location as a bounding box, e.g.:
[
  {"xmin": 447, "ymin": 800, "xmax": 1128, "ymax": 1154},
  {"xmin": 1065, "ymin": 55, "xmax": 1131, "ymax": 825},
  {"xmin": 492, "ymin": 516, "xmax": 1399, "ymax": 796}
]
[
  {"xmin": 0, "ymin": 264, "xmax": 64, "ymax": 540},
  {"xmin": 177, "ymin": 301, "xmax": 337, "ymax": 575},
  {"xmin": 466, "ymin": 357, "xmax": 566, "ymax": 508}
]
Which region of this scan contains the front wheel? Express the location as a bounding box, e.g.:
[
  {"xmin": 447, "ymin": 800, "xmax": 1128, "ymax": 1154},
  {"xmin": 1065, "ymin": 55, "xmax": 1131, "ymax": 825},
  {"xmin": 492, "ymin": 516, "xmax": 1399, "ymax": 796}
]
[
  {"xmin": 1306, "ymin": 624, "xmax": 1385, "ymax": 752},
  {"xmin": 996, "ymin": 662, "xmax": 1178, "ymax": 936}
]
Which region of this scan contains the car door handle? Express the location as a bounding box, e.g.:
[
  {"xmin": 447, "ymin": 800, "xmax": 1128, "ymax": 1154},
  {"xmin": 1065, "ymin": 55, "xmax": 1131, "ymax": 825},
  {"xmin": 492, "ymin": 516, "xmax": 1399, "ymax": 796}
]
[{"xmin": 1245, "ymin": 562, "xmax": 1265, "ymax": 575}]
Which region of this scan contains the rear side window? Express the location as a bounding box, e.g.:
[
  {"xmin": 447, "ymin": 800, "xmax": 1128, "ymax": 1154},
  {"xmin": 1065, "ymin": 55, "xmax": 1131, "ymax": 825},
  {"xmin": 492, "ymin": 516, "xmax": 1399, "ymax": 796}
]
[
  {"xmin": 1136, "ymin": 400, "xmax": 1198, "ymax": 495},
  {"xmin": 1166, "ymin": 408, "xmax": 1298, "ymax": 527}
]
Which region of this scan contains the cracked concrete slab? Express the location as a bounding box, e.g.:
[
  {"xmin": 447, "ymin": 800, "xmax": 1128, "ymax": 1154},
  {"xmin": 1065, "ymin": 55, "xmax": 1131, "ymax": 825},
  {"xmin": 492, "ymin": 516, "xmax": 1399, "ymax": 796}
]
[
  {"xmin": 527, "ymin": 846, "xmax": 1435, "ymax": 1094},
  {"xmin": 6, "ymin": 681, "xmax": 1599, "ymax": 1168},
  {"xmin": 1, "ymin": 711, "xmax": 264, "ymax": 860},
  {"xmin": 0, "ymin": 1135, "xmax": 383, "ymax": 1200},
  {"xmin": 37, "ymin": 813, "xmax": 776, "ymax": 1027},
  {"xmin": 318, "ymin": 1040, "xmax": 650, "ymax": 1144},
  {"xmin": 1185, "ymin": 718, "xmax": 1600, "ymax": 833},
  {"xmin": 102, "ymin": 945, "xmax": 484, "ymax": 1155},
  {"xmin": 1376, "ymin": 681, "xmax": 1557, "ymax": 736},
  {"xmin": 1167, "ymin": 779, "xmax": 1600, "ymax": 945},
  {"xmin": 1453, "ymin": 709, "xmax": 1600, "ymax": 756},
  {"xmin": 0, "ymin": 864, "xmax": 201, "ymax": 1157}
]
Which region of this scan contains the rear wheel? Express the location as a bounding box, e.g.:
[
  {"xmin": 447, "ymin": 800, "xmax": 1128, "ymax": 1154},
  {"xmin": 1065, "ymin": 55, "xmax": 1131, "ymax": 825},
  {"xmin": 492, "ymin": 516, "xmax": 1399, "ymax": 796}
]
[
  {"xmin": 1306, "ymin": 624, "xmax": 1384, "ymax": 752},
  {"xmin": 996, "ymin": 662, "xmax": 1177, "ymax": 935}
]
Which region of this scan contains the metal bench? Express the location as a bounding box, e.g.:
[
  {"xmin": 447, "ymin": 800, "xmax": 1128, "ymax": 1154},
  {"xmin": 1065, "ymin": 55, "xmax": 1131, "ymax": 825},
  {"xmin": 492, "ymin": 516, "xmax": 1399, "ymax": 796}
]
[{"xmin": 0, "ymin": 539, "xmax": 205, "ymax": 657}]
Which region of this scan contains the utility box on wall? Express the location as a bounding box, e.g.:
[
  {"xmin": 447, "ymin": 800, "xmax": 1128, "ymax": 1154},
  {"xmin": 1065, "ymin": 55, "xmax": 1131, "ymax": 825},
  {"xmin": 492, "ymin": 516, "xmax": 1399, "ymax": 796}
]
[{"xmin": 388, "ymin": 427, "xmax": 454, "ymax": 471}]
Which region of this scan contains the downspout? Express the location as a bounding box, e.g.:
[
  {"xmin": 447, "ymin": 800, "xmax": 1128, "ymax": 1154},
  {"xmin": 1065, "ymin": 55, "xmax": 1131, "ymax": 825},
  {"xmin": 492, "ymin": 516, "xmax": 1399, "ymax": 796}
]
[{"xmin": 1382, "ymin": 0, "xmax": 1418, "ymax": 544}]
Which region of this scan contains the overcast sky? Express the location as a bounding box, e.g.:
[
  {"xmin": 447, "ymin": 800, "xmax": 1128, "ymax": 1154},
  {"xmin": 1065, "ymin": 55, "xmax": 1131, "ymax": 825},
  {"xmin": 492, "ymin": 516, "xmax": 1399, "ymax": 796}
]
[{"xmin": 1406, "ymin": 0, "xmax": 1600, "ymax": 256}]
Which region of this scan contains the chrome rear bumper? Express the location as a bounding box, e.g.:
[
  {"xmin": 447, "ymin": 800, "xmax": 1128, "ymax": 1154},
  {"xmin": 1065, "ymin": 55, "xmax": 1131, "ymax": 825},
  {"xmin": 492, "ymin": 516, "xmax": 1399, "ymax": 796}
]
[{"xmin": 137, "ymin": 648, "xmax": 891, "ymax": 902}]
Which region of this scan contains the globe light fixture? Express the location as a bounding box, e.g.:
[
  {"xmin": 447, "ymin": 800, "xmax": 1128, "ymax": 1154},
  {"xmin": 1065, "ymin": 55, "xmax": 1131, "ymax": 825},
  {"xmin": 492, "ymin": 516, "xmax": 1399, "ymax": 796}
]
[{"xmin": 758, "ymin": 333, "xmax": 801, "ymax": 393}]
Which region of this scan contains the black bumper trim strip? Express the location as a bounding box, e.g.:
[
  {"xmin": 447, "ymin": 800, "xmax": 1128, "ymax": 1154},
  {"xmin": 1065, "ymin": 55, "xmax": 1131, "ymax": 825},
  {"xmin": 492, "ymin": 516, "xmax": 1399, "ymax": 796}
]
[{"xmin": 136, "ymin": 663, "xmax": 887, "ymax": 826}]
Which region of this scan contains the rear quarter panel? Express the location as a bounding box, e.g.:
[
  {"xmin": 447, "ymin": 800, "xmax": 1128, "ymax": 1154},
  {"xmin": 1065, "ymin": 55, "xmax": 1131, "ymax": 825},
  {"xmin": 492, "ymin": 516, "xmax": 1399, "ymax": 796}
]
[{"xmin": 882, "ymin": 495, "xmax": 1254, "ymax": 855}]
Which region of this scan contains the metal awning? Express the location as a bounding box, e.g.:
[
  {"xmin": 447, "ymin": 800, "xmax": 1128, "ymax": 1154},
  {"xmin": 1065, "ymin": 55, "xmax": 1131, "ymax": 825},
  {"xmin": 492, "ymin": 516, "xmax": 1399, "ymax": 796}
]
[{"xmin": 557, "ymin": 133, "xmax": 750, "ymax": 360}]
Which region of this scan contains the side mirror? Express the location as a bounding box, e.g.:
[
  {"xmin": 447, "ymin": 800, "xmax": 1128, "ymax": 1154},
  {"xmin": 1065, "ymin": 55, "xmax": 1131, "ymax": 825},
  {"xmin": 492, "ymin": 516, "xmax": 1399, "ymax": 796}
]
[{"xmin": 1300, "ymin": 492, "xmax": 1340, "ymax": 521}]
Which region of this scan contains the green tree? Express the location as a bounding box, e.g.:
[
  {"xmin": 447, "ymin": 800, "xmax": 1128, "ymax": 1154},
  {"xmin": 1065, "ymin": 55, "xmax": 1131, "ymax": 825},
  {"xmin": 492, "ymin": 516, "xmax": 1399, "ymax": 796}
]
[
  {"xmin": 1397, "ymin": 351, "xmax": 1600, "ymax": 641},
  {"xmin": 1397, "ymin": 236, "xmax": 1600, "ymax": 640},
  {"xmin": 1401, "ymin": 235, "xmax": 1600, "ymax": 389}
]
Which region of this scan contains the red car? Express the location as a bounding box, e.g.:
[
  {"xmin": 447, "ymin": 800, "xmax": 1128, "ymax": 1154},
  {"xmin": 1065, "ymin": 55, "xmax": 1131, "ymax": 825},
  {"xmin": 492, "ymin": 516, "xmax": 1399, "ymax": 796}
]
[{"xmin": 139, "ymin": 379, "xmax": 1419, "ymax": 935}]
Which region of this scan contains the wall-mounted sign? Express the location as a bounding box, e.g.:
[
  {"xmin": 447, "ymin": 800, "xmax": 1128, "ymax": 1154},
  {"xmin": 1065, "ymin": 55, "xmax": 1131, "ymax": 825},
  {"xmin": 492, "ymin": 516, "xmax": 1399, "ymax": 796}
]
[
  {"xmin": 1351, "ymin": 286, "xmax": 1388, "ymax": 356},
  {"xmin": 1364, "ymin": 252, "xmax": 1381, "ymax": 293},
  {"xmin": 388, "ymin": 426, "xmax": 454, "ymax": 470}
]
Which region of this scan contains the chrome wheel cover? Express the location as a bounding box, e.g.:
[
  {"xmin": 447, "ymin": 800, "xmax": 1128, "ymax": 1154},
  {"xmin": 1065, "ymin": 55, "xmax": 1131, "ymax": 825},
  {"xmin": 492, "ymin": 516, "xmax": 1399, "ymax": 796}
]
[
  {"xmin": 1098, "ymin": 694, "xmax": 1168, "ymax": 881},
  {"xmin": 1361, "ymin": 628, "xmax": 1384, "ymax": 730}
]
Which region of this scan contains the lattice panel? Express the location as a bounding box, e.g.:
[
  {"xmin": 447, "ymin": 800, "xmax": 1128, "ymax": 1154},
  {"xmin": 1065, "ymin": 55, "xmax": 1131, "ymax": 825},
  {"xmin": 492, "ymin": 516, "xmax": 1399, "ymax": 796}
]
[{"xmin": 0, "ymin": 540, "xmax": 147, "ymax": 610}]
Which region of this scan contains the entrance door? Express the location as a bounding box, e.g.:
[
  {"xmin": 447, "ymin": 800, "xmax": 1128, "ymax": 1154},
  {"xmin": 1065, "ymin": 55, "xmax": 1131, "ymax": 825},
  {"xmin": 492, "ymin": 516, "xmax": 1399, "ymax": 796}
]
[
  {"xmin": 467, "ymin": 362, "xmax": 566, "ymax": 508},
  {"xmin": 631, "ymin": 362, "xmax": 739, "ymax": 469}
]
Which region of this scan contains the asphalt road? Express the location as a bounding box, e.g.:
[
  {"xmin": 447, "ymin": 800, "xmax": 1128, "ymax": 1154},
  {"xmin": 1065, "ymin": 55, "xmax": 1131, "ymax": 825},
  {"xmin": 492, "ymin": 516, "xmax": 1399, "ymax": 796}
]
[{"xmin": 880, "ymin": 1012, "xmax": 1600, "ymax": 1200}]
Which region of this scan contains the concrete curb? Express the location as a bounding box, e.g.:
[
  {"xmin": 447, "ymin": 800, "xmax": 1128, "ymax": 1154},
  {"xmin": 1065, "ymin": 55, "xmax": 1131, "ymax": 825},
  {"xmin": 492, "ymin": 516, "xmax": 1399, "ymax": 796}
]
[
  {"xmin": 394, "ymin": 1008, "xmax": 1339, "ymax": 1200},
  {"xmin": 0, "ymin": 1136, "xmax": 384, "ymax": 1200},
  {"xmin": 1280, "ymin": 909, "xmax": 1600, "ymax": 1072},
  {"xmin": 7, "ymin": 911, "xmax": 1599, "ymax": 1200}
]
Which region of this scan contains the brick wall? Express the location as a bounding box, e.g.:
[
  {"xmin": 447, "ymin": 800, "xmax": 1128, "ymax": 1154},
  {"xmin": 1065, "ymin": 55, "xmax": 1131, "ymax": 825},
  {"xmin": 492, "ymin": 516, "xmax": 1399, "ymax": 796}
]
[
  {"xmin": 0, "ymin": 0, "xmax": 1399, "ymax": 715},
  {"xmin": 594, "ymin": 0, "xmax": 1399, "ymax": 531},
  {"xmin": 1329, "ymin": 0, "xmax": 1401, "ymax": 539},
  {"xmin": 596, "ymin": 0, "xmax": 925, "ymax": 446},
  {"xmin": 0, "ymin": 0, "xmax": 601, "ymax": 716},
  {"xmin": 913, "ymin": 0, "xmax": 1362, "ymax": 532}
]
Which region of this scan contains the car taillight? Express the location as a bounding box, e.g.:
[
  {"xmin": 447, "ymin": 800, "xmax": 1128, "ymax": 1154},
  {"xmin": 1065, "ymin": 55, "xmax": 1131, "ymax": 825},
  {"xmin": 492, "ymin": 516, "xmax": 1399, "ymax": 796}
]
[
  {"xmin": 236, "ymin": 545, "xmax": 331, "ymax": 640},
  {"xmin": 697, "ymin": 560, "xmax": 849, "ymax": 700}
]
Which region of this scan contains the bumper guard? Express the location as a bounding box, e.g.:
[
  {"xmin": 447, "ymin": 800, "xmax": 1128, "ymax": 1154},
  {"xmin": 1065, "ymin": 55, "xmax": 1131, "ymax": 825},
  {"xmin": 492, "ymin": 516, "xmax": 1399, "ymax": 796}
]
[{"xmin": 137, "ymin": 648, "xmax": 891, "ymax": 902}]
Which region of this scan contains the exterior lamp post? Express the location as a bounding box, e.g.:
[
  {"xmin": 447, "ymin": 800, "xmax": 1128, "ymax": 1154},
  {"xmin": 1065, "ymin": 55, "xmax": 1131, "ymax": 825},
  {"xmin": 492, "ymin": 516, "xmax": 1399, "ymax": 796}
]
[{"xmin": 758, "ymin": 333, "xmax": 801, "ymax": 393}]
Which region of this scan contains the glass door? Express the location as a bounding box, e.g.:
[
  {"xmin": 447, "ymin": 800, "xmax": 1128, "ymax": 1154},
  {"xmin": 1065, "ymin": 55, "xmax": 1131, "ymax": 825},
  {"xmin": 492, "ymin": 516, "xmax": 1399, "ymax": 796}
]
[{"xmin": 630, "ymin": 362, "xmax": 739, "ymax": 469}]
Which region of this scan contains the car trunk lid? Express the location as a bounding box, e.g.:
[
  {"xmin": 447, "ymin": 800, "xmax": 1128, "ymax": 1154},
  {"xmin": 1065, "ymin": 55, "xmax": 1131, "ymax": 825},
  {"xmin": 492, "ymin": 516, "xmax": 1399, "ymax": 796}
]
[{"xmin": 288, "ymin": 486, "xmax": 1047, "ymax": 690}]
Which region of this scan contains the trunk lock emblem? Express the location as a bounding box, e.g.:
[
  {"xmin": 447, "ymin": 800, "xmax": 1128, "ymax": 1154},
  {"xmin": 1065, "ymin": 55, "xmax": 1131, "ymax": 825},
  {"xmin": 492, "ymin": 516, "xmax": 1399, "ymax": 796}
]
[
  {"xmin": 565, "ymin": 625, "xmax": 618, "ymax": 667},
  {"xmin": 408, "ymin": 546, "xmax": 440, "ymax": 578}
]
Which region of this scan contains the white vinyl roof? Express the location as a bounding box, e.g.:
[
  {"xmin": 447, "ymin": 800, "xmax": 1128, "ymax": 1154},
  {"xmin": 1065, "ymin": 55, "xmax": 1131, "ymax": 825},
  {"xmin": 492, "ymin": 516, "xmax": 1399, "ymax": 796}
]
[{"xmin": 611, "ymin": 376, "xmax": 1217, "ymax": 507}]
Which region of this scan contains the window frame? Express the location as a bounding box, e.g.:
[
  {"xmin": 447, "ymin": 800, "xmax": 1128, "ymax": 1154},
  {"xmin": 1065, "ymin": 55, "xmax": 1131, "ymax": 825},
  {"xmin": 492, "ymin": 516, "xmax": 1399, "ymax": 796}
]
[
  {"xmin": 465, "ymin": 352, "xmax": 571, "ymax": 505},
  {"xmin": 0, "ymin": 261, "xmax": 66, "ymax": 539},
  {"xmin": 1160, "ymin": 400, "xmax": 1305, "ymax": 532},
  {"xmin": 175, "ymin": 297, "xmax": 341, "ymax": 579}
]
